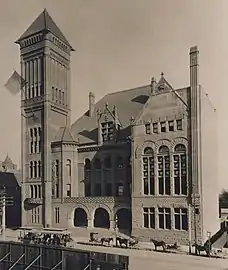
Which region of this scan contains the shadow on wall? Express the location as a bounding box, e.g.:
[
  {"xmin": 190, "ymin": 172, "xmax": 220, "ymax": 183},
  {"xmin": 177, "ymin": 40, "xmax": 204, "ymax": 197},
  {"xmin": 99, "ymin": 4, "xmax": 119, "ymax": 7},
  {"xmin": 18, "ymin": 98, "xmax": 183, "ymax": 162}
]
[{"xmin": 0, "ymin": 171, "xmax": 21, "ymax": 228}]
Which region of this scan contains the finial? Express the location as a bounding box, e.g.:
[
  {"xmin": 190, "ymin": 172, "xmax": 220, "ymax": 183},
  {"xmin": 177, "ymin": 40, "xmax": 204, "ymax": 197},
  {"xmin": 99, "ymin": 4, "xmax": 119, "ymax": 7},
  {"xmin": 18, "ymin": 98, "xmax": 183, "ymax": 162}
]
[
  {"xmin": 151, "ymin": 77, "xmax": 156, "ymax": 84},
  {"xmin": 161, "ymin": 72, "xmax": 164, "ymax": 77},
  {"xmin": 151, "ymin": 77, "xmax": 156, "ymax": 94}
]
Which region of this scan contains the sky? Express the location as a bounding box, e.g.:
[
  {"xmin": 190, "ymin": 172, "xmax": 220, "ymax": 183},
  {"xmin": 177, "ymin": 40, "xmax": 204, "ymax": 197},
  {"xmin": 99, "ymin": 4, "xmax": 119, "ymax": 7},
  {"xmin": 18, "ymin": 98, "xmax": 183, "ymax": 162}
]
[{"xmin": 0, "ymin": 0, "xmax": 227, "ymax": 191}]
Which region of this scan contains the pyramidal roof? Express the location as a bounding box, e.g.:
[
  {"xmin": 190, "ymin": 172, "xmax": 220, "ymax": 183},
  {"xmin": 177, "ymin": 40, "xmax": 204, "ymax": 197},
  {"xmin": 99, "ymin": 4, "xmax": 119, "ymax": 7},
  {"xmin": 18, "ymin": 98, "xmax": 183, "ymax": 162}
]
[
  {"xmin": 54, "ymin": 126, "xmax": 78, "ymax": 144},
  {"xmin": 16, "ymin": 9, "xmax": 73, "ymax": 49}
]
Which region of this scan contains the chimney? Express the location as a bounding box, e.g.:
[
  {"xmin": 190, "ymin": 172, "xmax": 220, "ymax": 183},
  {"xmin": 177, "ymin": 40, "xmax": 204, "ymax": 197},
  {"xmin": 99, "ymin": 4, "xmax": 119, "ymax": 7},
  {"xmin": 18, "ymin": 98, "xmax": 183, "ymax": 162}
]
[
  {"xmin": 88, "ymin": 92, "xmax": 95, "ymax": 117},
  {"xmin": 189, "ymin": 45, "xmax": 200, "ymax": 195},
  {"xmin": 151, "ymin": 77, "xmax": 156, "ymax": 94}
]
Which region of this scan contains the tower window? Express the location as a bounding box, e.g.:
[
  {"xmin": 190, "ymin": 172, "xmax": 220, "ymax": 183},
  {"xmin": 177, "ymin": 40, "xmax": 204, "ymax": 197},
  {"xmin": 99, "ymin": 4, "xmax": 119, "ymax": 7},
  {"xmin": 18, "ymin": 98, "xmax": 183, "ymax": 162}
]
[
  {"xmin": 160, "ymin": 122, "xmax": 166, "ymax": 132},
  {"xmin": 101, "ymin": 121, "xmax": 114, "ymax": 142},
  {"xmin": 153, "ymin": 123, "xmax": 158, "ymax": 133},
  {"xmin": 168, "ymin": 120, "xmax": 174, "ymax": 131},
  {"xmin": 59, "ymin": 89, "xmax": 62, "ymax": 104},
  {"xmin": 145, "ymin": 123, "xmax": 151, "ymax": 134},
  {"xmin": 176, "ymin": 119, "xmax": 183, "ymax": 130}
]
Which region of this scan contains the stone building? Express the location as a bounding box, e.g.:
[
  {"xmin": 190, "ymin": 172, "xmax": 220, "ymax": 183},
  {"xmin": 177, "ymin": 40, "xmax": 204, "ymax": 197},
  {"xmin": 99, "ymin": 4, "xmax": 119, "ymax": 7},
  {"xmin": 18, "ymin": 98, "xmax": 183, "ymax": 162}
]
[
  {"xmin": 17, "ymin": 9, "xmax": 219, "ymax": 244},
  {"xmin": 0, "ymin": 155, "xmax": 21, "ymax": 228}
]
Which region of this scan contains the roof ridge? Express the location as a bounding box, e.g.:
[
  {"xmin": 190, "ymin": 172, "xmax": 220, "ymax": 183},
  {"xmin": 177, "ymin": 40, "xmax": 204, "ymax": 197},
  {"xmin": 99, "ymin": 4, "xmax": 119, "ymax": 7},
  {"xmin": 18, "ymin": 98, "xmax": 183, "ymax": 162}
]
[{"xmin": 106, "ymin": 84, "xmax": 150, "ymax": 96}]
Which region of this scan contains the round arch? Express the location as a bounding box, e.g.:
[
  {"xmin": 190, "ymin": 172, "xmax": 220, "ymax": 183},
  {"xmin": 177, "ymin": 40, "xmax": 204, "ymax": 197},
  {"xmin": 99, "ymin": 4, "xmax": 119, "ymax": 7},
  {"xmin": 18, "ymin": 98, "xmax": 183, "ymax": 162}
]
[
  {"xmin": 94, "ymin": 207, "xmax": 110, "ymax": 229},
  {"xmin": 115, "ymin": 208, "xmax": 132, "ymax": 234},
  {"xmin": 74, "ymin": 207, "xmax": 88, "ymax": 227},
  {"xmin": 155, "ymin": 139, "xmax": 171, "ymax": 154},
  {"xmin": 135, "ymin": 140, "xmax": 155, "ymax": 159}
]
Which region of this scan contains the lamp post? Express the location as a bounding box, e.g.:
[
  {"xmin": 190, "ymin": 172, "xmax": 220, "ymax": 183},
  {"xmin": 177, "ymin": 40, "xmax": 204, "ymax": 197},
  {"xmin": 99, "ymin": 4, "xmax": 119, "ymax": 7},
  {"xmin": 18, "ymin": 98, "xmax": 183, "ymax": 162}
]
[{"xmin": 0, "ymin": 185, "xmax": 14, "ymax": 241}]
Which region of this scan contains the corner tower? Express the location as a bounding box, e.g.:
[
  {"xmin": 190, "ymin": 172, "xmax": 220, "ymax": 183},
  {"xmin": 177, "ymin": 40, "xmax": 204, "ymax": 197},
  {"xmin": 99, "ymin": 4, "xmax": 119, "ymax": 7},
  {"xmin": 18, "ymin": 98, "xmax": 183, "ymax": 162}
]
[{"xmin": 16, "ymin": 9, "xmax": 74, "ymax": 228}]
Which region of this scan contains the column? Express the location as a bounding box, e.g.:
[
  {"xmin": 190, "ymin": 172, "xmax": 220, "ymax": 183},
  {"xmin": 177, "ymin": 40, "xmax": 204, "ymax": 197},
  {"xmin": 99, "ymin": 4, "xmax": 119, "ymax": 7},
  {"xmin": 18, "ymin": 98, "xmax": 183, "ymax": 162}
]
[{"xmin": 170, "ymin": 154, "xmax": 174, "ymax": 195}]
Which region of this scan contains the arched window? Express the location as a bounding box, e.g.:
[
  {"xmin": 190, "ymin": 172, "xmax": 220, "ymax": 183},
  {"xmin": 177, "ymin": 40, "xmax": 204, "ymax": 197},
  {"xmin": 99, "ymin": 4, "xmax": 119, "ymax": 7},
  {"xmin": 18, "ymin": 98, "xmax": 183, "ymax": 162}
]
[
  {"xmin": 116, "ymin": 156, "xmax": 124, "ymax": 169},
  {"xmin": 34, "ymin": 185, "xmax": 38, "ymax": 198},
  {"xmin": 30, "ymin": 185, "xmax": 34, "ymax": 198},
  {"xmin": 157, "ymin": 146, "xmax": 170, "ymax": 195},
  {"xmin": 66, "ymin": 159, "xmax": 72, "ymax": 177},
  {"xmin": 142, "ymin": 147, "xmax": 155, "ymax": 195},
  {"xmin": 94, "ymin": 158, "xmax": 101, "ymax": 170},
  {"xmin": 104, "ymin": 156, "xmax": 112, "ymax": 169},
  {"xmin": 84, "ymin": 159, "xmax": 91, "ymax": 170},
  {"xmin": 174, "ymin": 144, "xmax": 187, "ymax": 195}
]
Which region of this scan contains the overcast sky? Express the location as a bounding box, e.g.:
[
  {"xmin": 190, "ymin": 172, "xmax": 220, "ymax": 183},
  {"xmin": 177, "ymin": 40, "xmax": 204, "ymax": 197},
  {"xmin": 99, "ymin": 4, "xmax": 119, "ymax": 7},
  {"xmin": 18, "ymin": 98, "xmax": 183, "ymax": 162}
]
[{"xmin": 0, "ymin": 0, "xmax": 227, "ymax": 190}]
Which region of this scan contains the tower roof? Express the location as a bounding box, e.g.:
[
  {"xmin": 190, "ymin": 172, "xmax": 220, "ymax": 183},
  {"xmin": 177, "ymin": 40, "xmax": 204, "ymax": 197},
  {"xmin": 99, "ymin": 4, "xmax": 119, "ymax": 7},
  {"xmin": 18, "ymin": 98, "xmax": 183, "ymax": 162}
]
[{"xmin": 15, "ymin": 9, "xmax": 73, "ymax": 49}]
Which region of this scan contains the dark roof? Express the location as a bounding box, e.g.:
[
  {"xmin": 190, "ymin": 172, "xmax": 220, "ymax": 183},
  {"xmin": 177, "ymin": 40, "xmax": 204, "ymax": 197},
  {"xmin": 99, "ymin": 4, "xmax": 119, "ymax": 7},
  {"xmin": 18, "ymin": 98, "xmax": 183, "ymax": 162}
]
[
  {"xmin": 16, "ymin": 9, "xmax": 73, "ymax": 49},
  {"xmin": 71, "ymin": 85, "xmax": 152, "ymax": 144},
  {"xmin": 0, "ymin": 171, "xmax": 21, "ymax": 188},
  {"xmin": 54, "ymin": 126, "xmax": 78, "ymax": 144}
]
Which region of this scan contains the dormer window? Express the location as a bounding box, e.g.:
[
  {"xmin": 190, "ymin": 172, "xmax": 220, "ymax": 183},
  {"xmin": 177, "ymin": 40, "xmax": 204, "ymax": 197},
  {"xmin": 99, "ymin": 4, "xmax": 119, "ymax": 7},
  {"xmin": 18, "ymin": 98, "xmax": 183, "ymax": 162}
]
[{"xmin": 101, "ymin": 121, "xmax": 114, "ymax": 142}]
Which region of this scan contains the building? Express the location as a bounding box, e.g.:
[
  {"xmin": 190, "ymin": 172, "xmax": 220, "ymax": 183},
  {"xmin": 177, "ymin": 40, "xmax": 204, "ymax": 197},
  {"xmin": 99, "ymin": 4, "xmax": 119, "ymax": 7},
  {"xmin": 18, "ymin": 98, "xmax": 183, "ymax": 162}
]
[
  {"xmin": 0, "ymin": 155, "xmax": 21, "ymax": 228},
  {"xmin": 16, "ymin": 9, "xmax": 220, "ymax": 245}
]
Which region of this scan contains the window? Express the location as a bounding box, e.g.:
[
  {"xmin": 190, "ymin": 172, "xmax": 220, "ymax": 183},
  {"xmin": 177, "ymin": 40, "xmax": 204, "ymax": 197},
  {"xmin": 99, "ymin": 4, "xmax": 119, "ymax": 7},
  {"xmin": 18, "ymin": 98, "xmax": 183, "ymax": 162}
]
[
  {"xmin": 52, "ymin": 86, "xmax": 55, "ymax": 100},
  {"xmin": 55, "ymin": 207, "xmax": 60, "ymax": 224},
  {"xmin": 160, "ymin": 122, "xmax": 166, "ymax": 132},
  {"xmin": 55, "ymin": 160, "xmax": 59, "ymax": 178},
  {"xmin": 174, "ymin": 144, "xmax": 187, "ymax": 195},
  {"xmin": 104, "ymin": 156, "xmax": 112, "ymax": 169},
  {"xmin": 84, "ymin": 159, "xmax": 91, "ymax": 196},
  {"xmin": 38, "ymin": 161, "xmax": 41, "ymax": 178},
  {"xmin": 55, "ymin": 88, "xmax": 58, "ymax": 102},
  {"xmin": 62, "ymin": 91, "xmax": 65, "ymax": 105},
  {"xmin": 143, "ymin": 207, "xmax": 155, "ymax": 228},
  {"xmin": 59, "ymin": 90, "xmax": 62, "ymax": 103},
  {"xmin": 94, "ymin": 183, "xmax": 101, "ymax": 196},
  {"xmin": 106, "ymin": 183, "xmax": 113, "ymax": 196},
  {"xmin": 158, "ymin": 208, "xmax": 171, "ymax": 229},
  {"xmin": 85, "ymin": 183, "xmax": 91, "ymax": 196},
  {"xmin": 174, "ymin": 208, "xmax": 188, "ymax": 230},
  {"xmin": 142, "ymin": 147, "xmax": 155, "ymax": 195},
  {"xmin": 176, "ymin": 119, "xmax": 183, "ymax": 130},
  {"xmin": 29, "ymin": 128, "xmax": 34, "ymax": 154},
  {"xmin": 38, "ymin": 185, "xmax": 41, "ymax": 198},
  {"xmin": 153, "ymin": 123, "xmax": 158, "ymax": 133},
  {"xmin": 56, "ymin": 184, "xmax": 60, "ymax": 198},
  {"xmin": 101, "ymin": 121, "xmax": 114, "ymax": 142},
  {"xmin": 30, "ymin": 185, "xmax": 34, "ymax": 198},
  {"xmin": 94, "ymin": 158, "xmax": 101, "ymax": 170},
  {"xmin": 145, "ymin": 123, "xmax": 151, "ymax": 134},
  {"xmin": 34, "ymin": 161, "xmax": 37, "ymax": 178},
  {"xmin": 66, "ymin": 159, "xmax": 72, "ymax": 177},
  {"xmin": 66, "ymin": 184, "xmax": 71, "ymax": 197},
  {"xmin": 29, "ymin": 161, "xmax": 33, "ymax": 178},
  {"xmin": 31, "ymin": 207, "xmax": 40, "ymax": 224},
  {"xmin": 116, "ymin": 156, "xmax": 124, "ymax": 169},
  {"xmin": 38, "ymin": 127, "xmax": 41, "ymax": 153},
  {"xmin": 157, "ymin": 146, "xmax": 171, "ymax": 195},
  {"xmin": 116, "ymin": 183, "xmax": 124, "ymax": 196},
  {"xmin": 168, "ymin": 120, "xmax": 174, "ymax": 131}
]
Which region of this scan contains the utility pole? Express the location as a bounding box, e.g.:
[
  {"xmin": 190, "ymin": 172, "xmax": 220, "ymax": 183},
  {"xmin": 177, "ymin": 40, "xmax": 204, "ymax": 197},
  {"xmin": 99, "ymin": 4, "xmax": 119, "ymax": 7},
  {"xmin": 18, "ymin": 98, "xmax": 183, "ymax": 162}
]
[{"xmin": 0, "ymin": 186, "xmax": 14, "ymax": 241}]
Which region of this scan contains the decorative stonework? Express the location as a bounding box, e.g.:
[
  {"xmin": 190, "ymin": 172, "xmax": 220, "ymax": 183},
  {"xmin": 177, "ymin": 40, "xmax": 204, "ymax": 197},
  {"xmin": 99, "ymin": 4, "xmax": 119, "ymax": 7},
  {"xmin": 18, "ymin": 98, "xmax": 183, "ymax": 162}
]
[
  {"xmin": 155, "ymin": 139, "xmax": 172, "ymax": 153},
  {"xmin": 170, "ymin": 137, "xmax": 188, "ymax": 152},
  {"xmin": 135, "ymin": 140, "xmax": 156, "ymax": 158}
]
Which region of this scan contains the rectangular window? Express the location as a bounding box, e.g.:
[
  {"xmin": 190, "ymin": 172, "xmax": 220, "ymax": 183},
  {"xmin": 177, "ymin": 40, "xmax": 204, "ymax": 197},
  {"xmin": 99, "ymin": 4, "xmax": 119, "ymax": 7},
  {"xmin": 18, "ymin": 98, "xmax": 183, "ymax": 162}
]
[
  {"xmin": 168, "ymin": 120, "xmax": 174, "ymax": 131},
  {"xmin": 176, "ymin": 119, "xmax": 183, "ymax": 130},
  {"xmin": 66, "ymin": 184, "xmax": 71, "ymax": 197},
  {"xmin": 85, "ymin": 183, "xmax": 91, "ymax": 197},
  {"xmin": 174, "ymin": 208, "xmax": 188, "ymax": 231},
  {"xmin": 152, "ymin": 123, "xmax": 158, "ymax": 133},
  {"xmin": 62, "ymin": 91, "xmax": 65, "ymax": 105},
  {"xmin": 55, "ymin": 207, "xmax": 60, "ymax": 224},
  {"xmin": 145, "ymin": 123, "xmax": 151, "ymax": 134},
  {"xmin": 143, "ymin": 156, "xmax": 155, "ymax": 195},
  {"xmin": 106, "ymin": 183, "xmax": 112, "ymax": 196},
  {"xmin": 56, "ymin": 184, "xmax": 59, "ymax": 198},
  {"xmin": 59, "ymin": 90, "xmax": 62, "ymax": 104},
  {"xmin": 94, "ymin": 183, "xmax": 101, "ymax": 196},
  {"xmin": 143, "ymin": 207, "xmax": 155, "ymax": 229},
  {"xmin": 158, "ymin": 208, "xmax": 171, "ymax": 229},
  {"xmin": 160, "ymin": 122, "xmax": 166, "ymax": 132},
  {"xmin": 31, "ymin": 207, "xmax": 40, "ymax": 224},
  {"xmin": 116, "ymin": 183, "xmax": 124, "ymax": 196},
  {"xmin": 101, "ymin": 121, "xmax": 114, "ymax": 142}
]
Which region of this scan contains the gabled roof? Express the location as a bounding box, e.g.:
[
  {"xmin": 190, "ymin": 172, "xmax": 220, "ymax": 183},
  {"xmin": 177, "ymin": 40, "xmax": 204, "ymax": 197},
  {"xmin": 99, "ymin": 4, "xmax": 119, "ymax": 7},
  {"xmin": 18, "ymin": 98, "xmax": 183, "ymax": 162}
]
[
  {"xmin": 16, "ymin": 9, "xmax": 73, "ymax": 49},
  {"xmin": 155, "ymin": 72, "xmax": 173, "ymax": 93},
  {"xmin": 3, "ymin": 154, "xmax": 14, "ymax": 167},
  {"xmin": 54, "ymin": 126, "xmax": 78, "ymax": 144},
  {"xmin": 71, "ymin": 85, "xmax": 152, "ymax": 144}
]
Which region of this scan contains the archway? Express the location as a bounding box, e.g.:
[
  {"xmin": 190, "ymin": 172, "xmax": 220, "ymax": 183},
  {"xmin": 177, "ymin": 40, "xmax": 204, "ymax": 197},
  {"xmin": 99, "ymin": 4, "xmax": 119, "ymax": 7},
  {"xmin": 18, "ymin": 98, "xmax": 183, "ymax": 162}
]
[
  {"xmin": 74, "ymin": 208, "xmax": 88, "ymax": 227},
  {"xmin": 116, "ymin": 208, "xmax": 132, "ymax": 234},
  {"xmin": 94, "ymin": 208, "xmax": 110, "ymax": 228}
]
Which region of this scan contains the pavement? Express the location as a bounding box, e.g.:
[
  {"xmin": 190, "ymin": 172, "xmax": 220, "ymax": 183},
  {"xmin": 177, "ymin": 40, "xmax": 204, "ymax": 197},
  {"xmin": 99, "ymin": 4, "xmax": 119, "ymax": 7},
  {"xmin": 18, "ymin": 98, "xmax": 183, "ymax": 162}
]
[{"xmin": 3, "ymin": 229, "xmax": 228, "ymax": 270}]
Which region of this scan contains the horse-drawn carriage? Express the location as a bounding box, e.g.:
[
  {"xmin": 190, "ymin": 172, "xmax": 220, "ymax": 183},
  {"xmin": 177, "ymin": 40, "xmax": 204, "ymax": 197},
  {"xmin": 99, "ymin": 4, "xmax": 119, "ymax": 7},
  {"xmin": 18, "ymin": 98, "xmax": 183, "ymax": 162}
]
[
  {"xmin": 89, "ymin": 232, "xmax": 139, "ymax": 248},
  {"xmin": 18, "ymin": 228, "xmax": 73, "ymax": 247}
]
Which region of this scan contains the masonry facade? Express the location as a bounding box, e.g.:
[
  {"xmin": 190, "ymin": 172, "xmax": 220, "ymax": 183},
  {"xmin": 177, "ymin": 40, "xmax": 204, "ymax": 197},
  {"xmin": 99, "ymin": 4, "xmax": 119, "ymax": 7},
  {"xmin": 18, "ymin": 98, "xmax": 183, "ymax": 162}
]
[{"xmin": 17, "ymin": 9, "xmax": 220, "ymax": 245}]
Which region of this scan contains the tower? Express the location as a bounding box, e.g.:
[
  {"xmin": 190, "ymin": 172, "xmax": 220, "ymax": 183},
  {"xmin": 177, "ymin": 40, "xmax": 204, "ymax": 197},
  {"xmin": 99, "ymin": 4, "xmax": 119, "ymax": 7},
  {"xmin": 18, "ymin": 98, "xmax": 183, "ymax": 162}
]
[{"xmin": 16, "ymin": 9, "xmax": 74, "ymax": 228}]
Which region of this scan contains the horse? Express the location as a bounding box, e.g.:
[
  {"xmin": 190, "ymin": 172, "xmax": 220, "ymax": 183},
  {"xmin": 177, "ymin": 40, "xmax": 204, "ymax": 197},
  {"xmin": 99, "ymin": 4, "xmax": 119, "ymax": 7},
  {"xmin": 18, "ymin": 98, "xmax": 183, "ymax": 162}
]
[
  {"xmin": 128, "ymin": 236, "xmax": 139, "ymax": 248},
  {"xmin": 100, "ymin": 237, "xmax": 113, "ymax": 246},
  {"xmin": 116, "ymin": 237, "xmax": 128, "ymax": 248},
  {"xmin": 192, "ymin": 242, "xmax": 211, "ymax": 256},
  {"xmin": 150, "ymin": 238, "xmax": 166, "ymax": 251},
  {"xmin": 166, "ymin": 242, "xmax": 179, "ymax": 250}
]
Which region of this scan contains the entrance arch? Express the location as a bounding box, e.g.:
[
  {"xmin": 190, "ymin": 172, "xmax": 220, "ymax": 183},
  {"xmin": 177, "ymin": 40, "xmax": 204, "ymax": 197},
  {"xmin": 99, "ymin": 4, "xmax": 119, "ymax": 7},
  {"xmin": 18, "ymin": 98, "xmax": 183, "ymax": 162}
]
[
  {"xmin": 116, "ymin": 208, "xmax": 132, "ymax": 233},
  {"xmin": 94, "ymin": 208, "xmax": 110, "ymax": 228},
  {"xmin": 74, "ymin": 208, "xmax": 88, "ymax": 227}
]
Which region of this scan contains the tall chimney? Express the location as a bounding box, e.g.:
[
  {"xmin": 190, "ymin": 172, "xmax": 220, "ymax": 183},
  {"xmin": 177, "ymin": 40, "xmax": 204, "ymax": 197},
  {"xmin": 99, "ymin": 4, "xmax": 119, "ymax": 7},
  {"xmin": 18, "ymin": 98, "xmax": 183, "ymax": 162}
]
[
  {"xmin": 189, "ymin": 45, "xmax": 200, "ymax": 198},
  {"xmin": 88, "ymin": 92, "xmax": 95, "ymax": 117}
]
